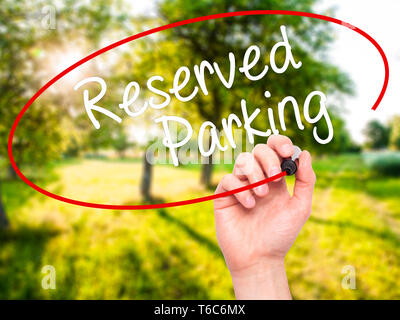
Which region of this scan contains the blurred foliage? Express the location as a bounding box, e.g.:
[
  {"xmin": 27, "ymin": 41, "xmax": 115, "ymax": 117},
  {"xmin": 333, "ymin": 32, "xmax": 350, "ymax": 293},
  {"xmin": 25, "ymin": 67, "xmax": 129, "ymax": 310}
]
[
  {"xmin": 111, "ymin": 125, "xmax": 131, "ymax": 158},
  {"xmin": 0, "ymin": 0, "xmax": 130, "ymax": 166},
  {"xmin": 157, "ymin": 0, "xmax": 354, "ymax": 152},
  {"xmin": 363, "ymin": 120, "xmax": 390, "ymax": 150},
  {"xmin": 389, "ymin": 115, "xmax": 400, "ymax": 150},
  {"xmin": 0, "ymin": 0, "xmax": 136, "ymax": 225},
  {"xmin": 0, "ymin": 0, "xmax": 48, "ymax": 163}
]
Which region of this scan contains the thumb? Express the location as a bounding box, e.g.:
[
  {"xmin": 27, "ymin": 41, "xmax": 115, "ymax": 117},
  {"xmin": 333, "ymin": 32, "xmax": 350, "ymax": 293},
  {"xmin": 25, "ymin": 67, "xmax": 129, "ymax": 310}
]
[{"xmin": 290, "ymin": 150, "xmax": 316, "ymax": 216}]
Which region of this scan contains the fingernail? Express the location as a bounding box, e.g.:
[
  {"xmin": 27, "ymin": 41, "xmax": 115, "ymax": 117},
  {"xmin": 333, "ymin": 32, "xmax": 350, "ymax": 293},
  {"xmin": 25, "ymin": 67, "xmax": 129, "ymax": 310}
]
[
  {"xmin": 245, "ymin": 196, "xmax": 255, "ymax": 207},
  {"xmin": 281, "ymin": 144, "xmax": 293, "ymax": 155},
  {"xmin": 268, "ymin": 165, "xmax": 281, "ymax": 177}
]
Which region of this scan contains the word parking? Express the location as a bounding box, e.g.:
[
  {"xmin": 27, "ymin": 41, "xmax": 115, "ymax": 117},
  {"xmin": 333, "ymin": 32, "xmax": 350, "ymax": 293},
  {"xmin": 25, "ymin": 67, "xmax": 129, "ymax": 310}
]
[{"xmin": 74, "ymin": 26, "xmax": 333, "ymax": 166}]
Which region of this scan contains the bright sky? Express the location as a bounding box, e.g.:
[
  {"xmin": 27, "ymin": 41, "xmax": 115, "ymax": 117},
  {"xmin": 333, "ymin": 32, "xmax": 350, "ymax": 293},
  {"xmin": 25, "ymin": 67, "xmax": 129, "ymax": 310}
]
[
  {"xmin": 132, "ymin": 0, "xmax": 399, "ymax": 143},
  {"xmin": 319, "ymin": 0, "xmax": 400, "ymax": 142}
]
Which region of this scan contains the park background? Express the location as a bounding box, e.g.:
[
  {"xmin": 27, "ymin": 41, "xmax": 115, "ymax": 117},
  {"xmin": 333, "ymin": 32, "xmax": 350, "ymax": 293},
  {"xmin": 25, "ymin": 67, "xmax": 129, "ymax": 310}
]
[{"xmin": 1, "ymin": 0, "xmax": 400, "ymax": 299}]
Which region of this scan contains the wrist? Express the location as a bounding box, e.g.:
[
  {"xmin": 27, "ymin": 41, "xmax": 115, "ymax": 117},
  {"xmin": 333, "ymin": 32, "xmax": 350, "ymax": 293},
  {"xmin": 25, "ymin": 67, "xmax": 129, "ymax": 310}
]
[
  {"xmin": 230, "ymin": 257, "xmax": 285, "ymax": 278},
  {"xmin": 230, "ymin": 257, "xmax": 291, "ymax": 300}
]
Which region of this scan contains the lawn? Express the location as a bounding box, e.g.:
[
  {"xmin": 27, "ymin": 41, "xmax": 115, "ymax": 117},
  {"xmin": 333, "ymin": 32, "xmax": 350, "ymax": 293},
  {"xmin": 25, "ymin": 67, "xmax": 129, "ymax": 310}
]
[{"xmin": 0, "ymin": 154, "xmax": 400, "ymax": 299}]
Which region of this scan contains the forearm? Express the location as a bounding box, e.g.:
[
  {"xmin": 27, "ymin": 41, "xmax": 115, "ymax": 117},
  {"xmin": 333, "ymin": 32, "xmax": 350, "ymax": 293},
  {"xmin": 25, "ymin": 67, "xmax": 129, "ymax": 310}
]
[{"xmin": 230, "ymin": 258, "xmax": 291, "ymax": 300}]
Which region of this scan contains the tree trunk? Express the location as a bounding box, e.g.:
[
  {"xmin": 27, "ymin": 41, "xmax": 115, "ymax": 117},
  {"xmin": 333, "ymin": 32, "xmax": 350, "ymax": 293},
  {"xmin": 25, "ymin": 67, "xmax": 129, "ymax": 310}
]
[
  {"xmin": 200, "ymin": 160, "xmax": 213, "ymax": 189},
  {"xmin": 200, "ymin": 130, "xmax": 215, "ymax": 189},
  {"xmin": 8, "ymin": 163, "xmax": 17, "ymax": 180},
  {"xmin": 199, "ymin": 87, "xmax": 222, "ymax": 189},
  {"xmin": 140, "ymin": 150, "xmax": 153, "ymax": 202},
  {"xmin": 0, "ymin": 182, "xmax": 9, "ymax": 229}
]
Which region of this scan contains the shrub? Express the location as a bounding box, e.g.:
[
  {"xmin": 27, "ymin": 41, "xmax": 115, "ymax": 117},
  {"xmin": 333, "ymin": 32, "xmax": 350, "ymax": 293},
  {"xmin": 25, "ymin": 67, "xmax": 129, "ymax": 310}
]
[{"xmin": 363, "ymin": 151, "xmax": 400, "ymax": 176}]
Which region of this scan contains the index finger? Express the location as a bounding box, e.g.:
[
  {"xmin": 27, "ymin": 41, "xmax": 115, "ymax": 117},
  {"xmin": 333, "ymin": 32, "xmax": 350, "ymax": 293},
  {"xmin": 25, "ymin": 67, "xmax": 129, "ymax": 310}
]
[{"xmin": 267, "ymin": 134, "xmax": 294, "ymax": 159}]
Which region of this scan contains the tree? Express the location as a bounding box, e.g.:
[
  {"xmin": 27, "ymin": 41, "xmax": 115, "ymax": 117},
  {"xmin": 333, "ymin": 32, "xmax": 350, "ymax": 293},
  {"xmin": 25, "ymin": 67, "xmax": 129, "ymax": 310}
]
[
  {"xmin": 389, "ymin": 115, "xmax": 400, "ymax": 150},
  {"xmin": 111, "ymin": 126, "xmax": 131, "ymax": 158},
  {"xmin": 155, "ymin": 0, "xmax": 352, "ymax": 187},
  {"xmin": 140, "ymin": 149, "xmax": 153, "ymax": 202},
  {"xmin": 0, "ymin": 0, "xmax": 44, "ymax": 228},
  {"xmin": 363, "ymin": 120, "xmax": 390, "ymax": 150},
  {"xmin": 0, "ymin": 183, "xmax": 8, "ymax": 228},
  {"xmin": 0, "ymin": 0, "xmax": 129, "ymax": 228}
]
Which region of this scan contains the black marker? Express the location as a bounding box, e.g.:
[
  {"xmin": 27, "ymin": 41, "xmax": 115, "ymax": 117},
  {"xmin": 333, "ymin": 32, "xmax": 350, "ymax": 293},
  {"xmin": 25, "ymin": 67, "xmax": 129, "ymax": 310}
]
[{"xmin": 281, "ymin": 146, "xmax": 301, "ymax": 176}]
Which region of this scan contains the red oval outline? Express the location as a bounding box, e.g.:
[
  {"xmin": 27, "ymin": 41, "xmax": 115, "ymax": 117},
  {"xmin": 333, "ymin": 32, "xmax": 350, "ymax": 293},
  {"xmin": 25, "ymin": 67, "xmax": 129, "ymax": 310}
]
[{"xmin": 8, "ymin": 10, "xmax": 389, "ymax": 210}]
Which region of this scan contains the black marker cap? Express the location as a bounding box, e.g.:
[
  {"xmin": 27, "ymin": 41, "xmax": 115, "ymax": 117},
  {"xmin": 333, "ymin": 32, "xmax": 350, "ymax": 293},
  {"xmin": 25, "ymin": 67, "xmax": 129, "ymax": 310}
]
[{"xmin": 281, "ymin": 159, "xmax": 297, "ymax": 176}]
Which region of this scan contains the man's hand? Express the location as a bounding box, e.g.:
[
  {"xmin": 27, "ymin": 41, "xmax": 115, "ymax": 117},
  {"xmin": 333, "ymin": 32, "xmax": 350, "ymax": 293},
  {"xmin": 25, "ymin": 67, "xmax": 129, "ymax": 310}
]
[{"xmin": 214, "ymin": 135, "xmax": 316, "ymax": 299}]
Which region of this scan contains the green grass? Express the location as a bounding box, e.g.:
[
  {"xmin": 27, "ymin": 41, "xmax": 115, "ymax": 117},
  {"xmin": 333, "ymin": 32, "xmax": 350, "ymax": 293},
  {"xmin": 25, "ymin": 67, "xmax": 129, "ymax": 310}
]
[{"xmin": 1, "ymin": 154, "xmax": 400, "ymax": 299}]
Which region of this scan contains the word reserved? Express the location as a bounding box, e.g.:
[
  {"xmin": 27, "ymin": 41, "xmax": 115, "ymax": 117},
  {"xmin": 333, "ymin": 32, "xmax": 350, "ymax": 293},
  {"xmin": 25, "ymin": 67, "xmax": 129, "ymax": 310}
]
[{"xmin": 74, "ymin": 26, "xmax": 333, "ymax": 166}]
